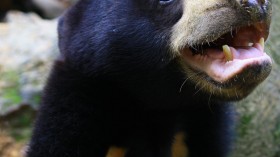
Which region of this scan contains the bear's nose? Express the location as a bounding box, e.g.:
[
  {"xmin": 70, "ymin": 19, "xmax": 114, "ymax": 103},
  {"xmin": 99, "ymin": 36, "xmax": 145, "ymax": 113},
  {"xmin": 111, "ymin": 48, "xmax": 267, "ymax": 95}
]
[
  {"xmin": 239, "ymin": 0, "xmax": 269, "ymax": 21},
  {"xmin": 240, "ymin": 0, "xmax": 266, "ymax": 7}
]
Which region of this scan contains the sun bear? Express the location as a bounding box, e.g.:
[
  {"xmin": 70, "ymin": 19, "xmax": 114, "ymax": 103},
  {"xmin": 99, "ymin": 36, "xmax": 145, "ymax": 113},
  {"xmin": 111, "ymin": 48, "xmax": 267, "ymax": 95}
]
[{"xmin": 27, "ymin": 0, "xmax": 273, "ymax": 157}]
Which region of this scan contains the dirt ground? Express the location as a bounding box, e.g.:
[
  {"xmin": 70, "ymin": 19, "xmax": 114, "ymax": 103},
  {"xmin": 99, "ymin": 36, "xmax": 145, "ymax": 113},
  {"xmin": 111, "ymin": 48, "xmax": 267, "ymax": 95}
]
[{"xmin": 0, "ymin": 133, "xmax": 25, "ymax": 157}]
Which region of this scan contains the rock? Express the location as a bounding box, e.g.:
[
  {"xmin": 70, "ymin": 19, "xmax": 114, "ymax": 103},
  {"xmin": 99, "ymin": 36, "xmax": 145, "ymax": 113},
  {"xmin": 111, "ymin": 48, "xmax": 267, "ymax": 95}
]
[
  {"xmin": 0, "ymin": 0, "xmax": 77, "ymax": 21},
  {"xmin": 32, "ymin": 0, "xmax": 77, "ymax": 18},
  {"xmin": 0, "ymin": 11, "xmax": 58, "ymax": 113}
]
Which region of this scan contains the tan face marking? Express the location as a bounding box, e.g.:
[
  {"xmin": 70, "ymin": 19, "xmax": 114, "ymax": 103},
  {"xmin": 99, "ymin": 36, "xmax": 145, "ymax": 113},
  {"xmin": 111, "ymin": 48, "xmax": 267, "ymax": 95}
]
[
  {"xmin": 169, "ymin": 0, "xmax": 272, "ymax": 100},
  {"xmin": 170, "ymin": 0, "xmax": 248, "ymax": 56},
  {"xmin": 106, "ymin": 147, "xmax": 127, "ymax": 157},
  {"xmin": 171, "ymin": 132, "xmax": 189, "ymax": 157}
]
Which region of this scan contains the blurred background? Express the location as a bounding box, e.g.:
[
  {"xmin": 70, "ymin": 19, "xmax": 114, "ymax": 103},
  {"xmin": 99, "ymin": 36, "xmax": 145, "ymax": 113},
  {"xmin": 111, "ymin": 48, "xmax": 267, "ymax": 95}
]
[{"xmin": 0, "ymin": 0, "xmax": 279, "ymax": 157}]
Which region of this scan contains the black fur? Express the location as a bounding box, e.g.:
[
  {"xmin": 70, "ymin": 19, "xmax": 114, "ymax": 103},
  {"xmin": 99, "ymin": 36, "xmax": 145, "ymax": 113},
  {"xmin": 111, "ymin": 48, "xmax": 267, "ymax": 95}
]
[{"xmin": 27, "ymin": 0, "xmax": 235, "ymax": 157}]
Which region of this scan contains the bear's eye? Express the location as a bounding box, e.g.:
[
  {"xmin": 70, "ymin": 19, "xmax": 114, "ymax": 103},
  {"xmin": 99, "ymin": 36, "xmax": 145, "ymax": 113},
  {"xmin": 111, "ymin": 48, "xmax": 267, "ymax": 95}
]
[{"xmin": 159, "ymin": 0, "xmax": 174, "ymax": 5}]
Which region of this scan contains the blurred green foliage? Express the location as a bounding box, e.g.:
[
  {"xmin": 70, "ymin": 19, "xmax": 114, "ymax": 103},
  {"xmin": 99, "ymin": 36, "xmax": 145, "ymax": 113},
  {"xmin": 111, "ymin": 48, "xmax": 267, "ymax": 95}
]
[
  {"xmin": 0, "ymin": 70, "xmax": 21, "ymax": 108},
  {"xmin": 0, "ymin": 70, "xmax": 34, "ymax": 142}
]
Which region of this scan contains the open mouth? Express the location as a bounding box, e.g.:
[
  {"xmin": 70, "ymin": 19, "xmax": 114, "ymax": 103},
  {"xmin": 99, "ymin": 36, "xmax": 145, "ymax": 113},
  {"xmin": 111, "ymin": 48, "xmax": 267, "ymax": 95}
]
[{"xmin": 181, "ymin": 22, "xmax": 272, "ymax": 83}]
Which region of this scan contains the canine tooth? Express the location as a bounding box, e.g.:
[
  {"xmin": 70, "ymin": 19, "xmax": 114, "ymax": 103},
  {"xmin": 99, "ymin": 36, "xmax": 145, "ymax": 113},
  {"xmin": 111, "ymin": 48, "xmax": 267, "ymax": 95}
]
[
  {"xmin": 222, "ymin": 45, "xmax": 233, "ymax": 62},
  {"xmin": 259, "ymin": 37, "xmax": 265, "ymax": 49},
  {"xmin": 248, "ymin": 43, "xmax": 254, "ymax": 46}
]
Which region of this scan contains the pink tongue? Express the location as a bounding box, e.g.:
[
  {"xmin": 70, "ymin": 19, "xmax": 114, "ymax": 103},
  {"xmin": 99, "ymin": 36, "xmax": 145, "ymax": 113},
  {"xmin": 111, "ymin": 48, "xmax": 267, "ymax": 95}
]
[
  {"xmin": 231, "ymin": 43, "xmax": 264, "ymax": 60},
  {"xmin": 206, "ymin": 43, "xmax": 265, "ymax": 60}
]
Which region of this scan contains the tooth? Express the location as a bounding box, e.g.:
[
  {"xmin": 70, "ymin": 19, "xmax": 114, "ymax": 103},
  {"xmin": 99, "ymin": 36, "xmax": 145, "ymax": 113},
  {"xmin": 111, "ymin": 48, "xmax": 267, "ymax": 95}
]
[
  {"xmin": 223, "ymin": 45, "xmax": 233, "ymax": 62},
  {"xmin": 259, "ymin": 37, "xmax": 265, "ymax": 49},
  {"xmin": 248, "ymin": 43, "xmax": 254, "ymax": 46}
]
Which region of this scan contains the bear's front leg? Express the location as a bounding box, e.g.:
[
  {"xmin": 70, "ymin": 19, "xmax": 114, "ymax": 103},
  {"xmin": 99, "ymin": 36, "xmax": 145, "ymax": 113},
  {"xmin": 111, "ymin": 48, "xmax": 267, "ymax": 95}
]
[
  {"xmin": 185, "ymin": 103, "xmax": 235, "ymax": 157},
  {"xmin": 26, "ymin": 62, "xmax": 111, "ymax": 157}
]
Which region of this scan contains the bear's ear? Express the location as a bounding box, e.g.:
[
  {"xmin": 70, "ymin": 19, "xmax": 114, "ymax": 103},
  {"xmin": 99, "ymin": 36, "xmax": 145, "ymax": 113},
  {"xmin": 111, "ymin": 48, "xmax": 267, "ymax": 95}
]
[
  {"xmin": 58, "ymin": 16, "xmax": 64, "ymax": 28},
  {"xmin": 58, "ymin": 16, "xmax": 65, "ymax": 55},
  {"xmin": 136, "ymin": 0, "xmax": 176, "ymax": 6},
  {"xmin": 58, "ymin": 16, "xmax": 64, "ymax": 37},
  {"xmin": 135, "ymin": 0, "xmax": 177, "ymax": 10},
  {"xmin": 134, "ymin": 0, "xmax": 183, "ymax": 27}
]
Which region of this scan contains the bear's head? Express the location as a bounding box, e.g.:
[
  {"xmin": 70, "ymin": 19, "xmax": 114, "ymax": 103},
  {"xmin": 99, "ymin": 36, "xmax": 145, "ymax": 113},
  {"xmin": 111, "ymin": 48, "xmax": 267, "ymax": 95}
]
[{"xmin": 58, "ymin": 0, "xmax": 272, "ymax": 104}]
